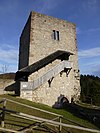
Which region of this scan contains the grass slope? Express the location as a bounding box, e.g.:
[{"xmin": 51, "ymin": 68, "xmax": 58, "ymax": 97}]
[
  {"xmin": 0, "ymin": 73, "xmax": 15, "ymax": 79},
  {"xmin": 0, "ymin": 94, "xmax": 99, "ymax": 133}
]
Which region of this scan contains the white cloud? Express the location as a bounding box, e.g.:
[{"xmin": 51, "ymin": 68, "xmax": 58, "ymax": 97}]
[
  {"xmin": 87, "ymin": 0, "xmax": 97, "ymax": 8},
  {"xmin": 78, "ymin": 47, "xmax": 100, "ymax": 58},
  {"xmin": 87, "ymin": 27, "xmax": 100, "ymax": 32},
  {"xmin": 82, "ymin": 0, "xmax": 98, "ymax": 14},
  {"xmin": 0, "ymin": 44, "xmax": 18, "ymax": 73},
  {"xmin": 0, "ymin": 48, "xmax": 18, "ymax": 63},
  {"xmin": 78, "ymin": 47, "xmax": 100, "ymax": 76},
  {"xmin": 80, "ymin": 63, "xmax": 100, "ymax": 77},
  {"xmin": 76, "ymin": 27, "xmax": 100, "ymax": 35},
  {"xmin": 38, "ymin": 0, "xmax": 58, "ymax": 14}
]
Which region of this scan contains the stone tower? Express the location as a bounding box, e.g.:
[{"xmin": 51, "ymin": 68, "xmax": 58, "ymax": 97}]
[{"xmin": 16, "ymin": 11, "xmax": 80, "ymax": 107}]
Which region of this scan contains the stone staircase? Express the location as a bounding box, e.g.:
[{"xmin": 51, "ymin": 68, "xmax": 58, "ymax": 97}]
[{"xmin": 20, "ymin": 61, "xmax": 72, "ymax": 91}]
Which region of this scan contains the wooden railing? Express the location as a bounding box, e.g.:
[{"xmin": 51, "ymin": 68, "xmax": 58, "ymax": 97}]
[
  {"xmin": 0, "ymin": 98, "xmax": 62, "ymax": 132},
  {"xmin": 0, "ymin": 98, "xmax": 6, "ymax": 128},
  {"xmin": 0, "ymin": 98, "xmax": 100, "ymax": 133}
]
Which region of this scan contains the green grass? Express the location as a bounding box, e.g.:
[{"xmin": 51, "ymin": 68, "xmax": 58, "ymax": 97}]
[
  {"xmin": 77, "ymin": 100, "xmax": 100, "ymax": 109},
  {"xmin": 0, "ymin": 94, "xmax": 99, "ymax": 133}
]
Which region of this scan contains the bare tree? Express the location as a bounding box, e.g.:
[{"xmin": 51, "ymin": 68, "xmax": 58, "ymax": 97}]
[{"xmin": 2, "ymin": 64, "xmax": 9, "ymax": 90}]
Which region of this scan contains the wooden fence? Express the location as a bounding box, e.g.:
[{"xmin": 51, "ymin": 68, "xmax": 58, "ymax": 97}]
[{"xmin": 0, "ymin": 98, "xmax": 100, "ymax": 133}]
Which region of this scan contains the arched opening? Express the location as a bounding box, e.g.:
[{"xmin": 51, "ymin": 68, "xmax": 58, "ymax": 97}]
[{"xmin": 53, "ymin": 94, "xmax": 69, "ymax": 108}]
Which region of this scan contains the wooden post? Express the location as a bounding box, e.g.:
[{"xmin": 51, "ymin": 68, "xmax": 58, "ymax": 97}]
[
  {"xmin": 1, "ymin": 98, "xmax": 6, "ymax": 128},
  {"xmin": 59, "ymin": 116, "xmax": 62, "ymax": 133},
  {"xmin": 68, "ymin": 128, "xmax": 70, "ymax": 133}
]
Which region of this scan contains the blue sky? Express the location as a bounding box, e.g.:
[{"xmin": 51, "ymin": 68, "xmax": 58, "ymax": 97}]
[{"xmin": 0, "ymin": 0, "xmax": 100, "ymax": 77}]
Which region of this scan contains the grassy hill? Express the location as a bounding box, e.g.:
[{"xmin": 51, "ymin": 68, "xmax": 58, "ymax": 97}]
[
  {"xmin": 0, "ymin": 73, "xmax": 100, "ymax": 132},
  {"xmin": 0, "ymin": 73, "xmax": 15, "ymax": 91},
  {"xmin": 0, "ymin": 94, "xmax": 100, "ymax": 133},
  {"xmin": 0, "ymin": 73, "xmax": 15, "ymax": 79}
]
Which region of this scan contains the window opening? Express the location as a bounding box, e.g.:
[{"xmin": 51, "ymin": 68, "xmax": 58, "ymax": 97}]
[{"xmin": 53, "ymin": 30, "xmax": 60, "ymax": 41}]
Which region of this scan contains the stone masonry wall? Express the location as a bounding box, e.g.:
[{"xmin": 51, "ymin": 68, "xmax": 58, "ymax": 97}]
[
  {"xmin": 18, "ymin": 15, "xmax": 31, "ymax": 70},
  {"xmin": 19, "ymin": 11, "xmax": 80, "ymax": 106}
]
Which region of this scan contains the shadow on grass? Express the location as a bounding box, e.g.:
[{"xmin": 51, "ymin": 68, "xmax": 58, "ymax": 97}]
[
  {"xmin": 19, "ymin": 122, "xmax": 58, "ymax": 133},
  {"xmin": 63, "ymin": 103, "xmax": 100, "ymax": 129},
  {"xmin": 7, "ymin": 93, "xmax": 19, "ymax": 97},
  {"xmin": 19, "ymin": 122, "xmax": 38, "ymax": 131}
]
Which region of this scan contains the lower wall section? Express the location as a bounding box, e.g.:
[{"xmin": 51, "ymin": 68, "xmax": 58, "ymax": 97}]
[
  {"xmin": 20, "ymin": 71, "xmax": 80, "ymax": 107},
  {"xmin": 21, "ymin": 90, "xmax": 33, "ymax": 101}
]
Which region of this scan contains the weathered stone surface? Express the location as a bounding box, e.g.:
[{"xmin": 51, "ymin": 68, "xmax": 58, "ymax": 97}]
[{"xmin": 18, "ymin": 11, "xmax": 80, "ymax": 106}]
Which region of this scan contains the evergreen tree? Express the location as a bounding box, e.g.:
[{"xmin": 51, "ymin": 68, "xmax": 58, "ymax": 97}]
[{"xmin": 80, "ymin": 75, "xmax": 100, "ymax": 106}]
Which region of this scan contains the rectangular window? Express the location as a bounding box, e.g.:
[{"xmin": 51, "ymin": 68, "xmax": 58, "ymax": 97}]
[
  {"xmin": 57, "ymin": 31, "xmax": 59, "ymax": 41},
  {"xmin": 53, "ymin": 30, "xmax": 56, "ymax": 40},
  {"xmin": 53, "ymin": 30, "xmax": 60, "ymax": 41}
]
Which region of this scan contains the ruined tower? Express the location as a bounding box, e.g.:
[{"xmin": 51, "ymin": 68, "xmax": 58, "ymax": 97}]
[{"xmin": 15, "ymin": 11, "xmax": 80, "ymax": 106}]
